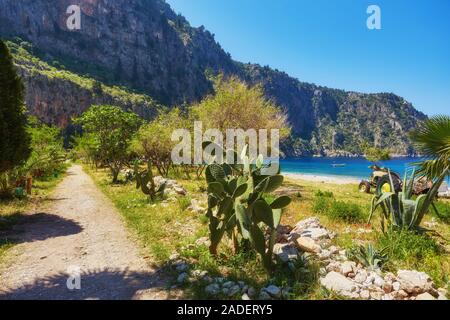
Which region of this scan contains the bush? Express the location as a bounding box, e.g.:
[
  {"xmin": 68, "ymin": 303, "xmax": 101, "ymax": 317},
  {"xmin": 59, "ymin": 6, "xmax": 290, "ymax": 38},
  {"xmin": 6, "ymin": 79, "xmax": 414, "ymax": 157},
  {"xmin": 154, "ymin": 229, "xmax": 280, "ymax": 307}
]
[
  {"xmin": 328, "ymin": 201, "xmax": 365, "ymax": 223},
  {"xmin": 312, "ymin": 191, "xmax": 365, "ymax": 223},
  {"xmin": 315, "ymin": 190, "xmax": 334, "ymax": 198},
  {"xmin": 312, "ymin": 193, "xmax": 334, "ymax": 214}
]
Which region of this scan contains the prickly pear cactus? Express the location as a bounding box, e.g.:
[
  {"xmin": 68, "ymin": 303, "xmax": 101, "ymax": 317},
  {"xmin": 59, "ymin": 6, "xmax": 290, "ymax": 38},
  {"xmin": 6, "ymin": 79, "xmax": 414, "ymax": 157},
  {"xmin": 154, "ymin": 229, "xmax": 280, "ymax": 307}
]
[
  {"xmin": 135, "ymin": 161, "xmax": 166, "ymax": 202},
  {"xmin": 204, "ymin": 142, "xmax": 291, "ymax": 274}
]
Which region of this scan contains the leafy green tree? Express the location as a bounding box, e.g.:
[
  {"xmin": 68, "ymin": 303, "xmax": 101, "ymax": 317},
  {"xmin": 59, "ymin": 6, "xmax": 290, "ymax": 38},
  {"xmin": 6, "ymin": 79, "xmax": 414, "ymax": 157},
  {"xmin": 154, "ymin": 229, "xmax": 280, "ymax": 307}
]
[
  {"xmin": 131, "ymin": 108, "xmax": 188, "ymax": 177},
  {"xmin": 25, "ymin": 117, "xmax": 66, "ymax": 176},
  {"xmin": 75, "ymin": 105, "xmax": 142, "ymax": 183},
  {"xmin": 10, "ymin": 117, "xmax": 67, "ymax": 190},
  {"xmin": 360, "ymin": 141, "xmax": 391, "ymax": 162},
  {"xmin": 71, "ymin": 133, "xmax": 101, "ymax": 168},
  {"xmin": 410, "ymin": 115, "xmax": 450, "ymax": 179},
  {"xmin": 0, "ymin": 40, "xmax": 31, "ymax": 175}
]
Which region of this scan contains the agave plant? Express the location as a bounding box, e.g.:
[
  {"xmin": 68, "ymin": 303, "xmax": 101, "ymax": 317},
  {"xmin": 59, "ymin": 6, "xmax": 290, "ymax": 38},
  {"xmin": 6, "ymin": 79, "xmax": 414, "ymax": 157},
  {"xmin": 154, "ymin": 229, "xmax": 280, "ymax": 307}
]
[
  {"xmin": 368, "ymin": 168, "xmax": 446, "ymax": 230},
  {"xmin": 346, "ymin": 243, "xmax": 388, "ymax": 271}
]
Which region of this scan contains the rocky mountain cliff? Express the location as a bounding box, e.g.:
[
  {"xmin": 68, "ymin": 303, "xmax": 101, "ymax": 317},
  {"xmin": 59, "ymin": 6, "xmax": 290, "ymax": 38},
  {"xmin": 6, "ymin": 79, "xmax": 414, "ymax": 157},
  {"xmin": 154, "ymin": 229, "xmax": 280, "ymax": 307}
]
[{"xmin": 0, "ymin": 0, "xmax": 427, "ymax": 156}]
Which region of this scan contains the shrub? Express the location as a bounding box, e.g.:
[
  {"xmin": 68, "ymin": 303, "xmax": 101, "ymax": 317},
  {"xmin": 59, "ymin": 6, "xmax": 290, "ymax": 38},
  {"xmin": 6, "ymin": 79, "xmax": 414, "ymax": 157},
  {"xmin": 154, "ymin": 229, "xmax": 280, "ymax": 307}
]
[
  {"xmin": 328, "ymin": 201, "xmax": 365, "ymax": 223},
  {"xmin": 315, "ymin": 190, "xmax": 334, "ymax": 198},
  {"xmin": 312, "ymin": 194, "xmax": 333, "ymax": 214},
  {"xmin": 312, "ymin": 191, "xmax": 365, "ymax": 223}
]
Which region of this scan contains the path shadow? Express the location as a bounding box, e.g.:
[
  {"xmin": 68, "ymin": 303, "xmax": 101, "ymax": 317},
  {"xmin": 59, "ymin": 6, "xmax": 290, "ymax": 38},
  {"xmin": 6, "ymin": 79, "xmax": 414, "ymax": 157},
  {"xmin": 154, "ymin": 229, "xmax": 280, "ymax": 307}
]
[
  {"xmin": 0, "ymin": 268, "xmax": 177, "ymax": 300},
  {"xmin": 0, "ymin": 212, "xmax": 83, "ymax": 244}
]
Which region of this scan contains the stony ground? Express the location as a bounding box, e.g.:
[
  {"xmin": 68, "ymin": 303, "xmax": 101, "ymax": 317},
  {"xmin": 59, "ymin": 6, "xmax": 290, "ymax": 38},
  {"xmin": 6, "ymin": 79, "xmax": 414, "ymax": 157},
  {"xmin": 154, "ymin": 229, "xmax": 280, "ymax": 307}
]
[{"xmin": 0, "ymin": 165, "xmax": 179, "ymax": 300}]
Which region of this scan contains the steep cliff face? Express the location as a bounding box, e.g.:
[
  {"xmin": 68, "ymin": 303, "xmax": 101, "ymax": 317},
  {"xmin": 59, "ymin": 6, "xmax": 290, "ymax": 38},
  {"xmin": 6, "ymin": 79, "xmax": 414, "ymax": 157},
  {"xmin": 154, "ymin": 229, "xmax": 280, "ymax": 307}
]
[
  {"xmin": 6, "ymin": 40, "xmax": 159, "ymax": 128},
  {"xmin": 0, "ymin": 0, "xmax": 238, "ymax": 105},
  {"xmin": 0, "ymin": 0, "xmax": 427, "ymax": 155}
]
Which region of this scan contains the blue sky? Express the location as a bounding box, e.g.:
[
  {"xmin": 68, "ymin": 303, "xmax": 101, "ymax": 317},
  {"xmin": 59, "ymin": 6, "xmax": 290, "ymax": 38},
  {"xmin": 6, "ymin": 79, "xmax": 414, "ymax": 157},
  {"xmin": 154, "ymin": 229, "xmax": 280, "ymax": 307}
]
[{"xmin": 166, "ymin": 0, "xmax": 450, "ymax": 116}]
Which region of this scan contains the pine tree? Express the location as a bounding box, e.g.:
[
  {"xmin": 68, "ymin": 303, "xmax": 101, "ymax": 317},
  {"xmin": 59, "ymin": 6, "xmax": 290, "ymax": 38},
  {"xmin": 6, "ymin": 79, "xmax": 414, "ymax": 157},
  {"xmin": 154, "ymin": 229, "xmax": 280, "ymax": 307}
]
[{"xmin": 0, "ymin": 40, "xmax": 31, "ymax": 175}]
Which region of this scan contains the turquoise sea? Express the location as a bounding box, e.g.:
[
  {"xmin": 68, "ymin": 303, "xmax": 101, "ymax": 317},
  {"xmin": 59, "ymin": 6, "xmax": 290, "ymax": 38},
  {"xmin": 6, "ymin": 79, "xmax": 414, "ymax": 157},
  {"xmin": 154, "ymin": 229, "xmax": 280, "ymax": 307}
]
[{"xmin": 280, "ymin": 157, "xmax": 422, "ymax": 180}]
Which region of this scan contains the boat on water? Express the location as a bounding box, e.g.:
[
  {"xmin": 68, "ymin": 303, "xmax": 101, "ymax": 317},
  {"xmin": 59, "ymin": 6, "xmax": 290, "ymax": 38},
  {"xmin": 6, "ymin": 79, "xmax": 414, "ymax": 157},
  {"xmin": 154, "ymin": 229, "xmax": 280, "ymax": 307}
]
[{"xmin": 331, "ymin": 163, "xmax": 346, "ymax": 168}]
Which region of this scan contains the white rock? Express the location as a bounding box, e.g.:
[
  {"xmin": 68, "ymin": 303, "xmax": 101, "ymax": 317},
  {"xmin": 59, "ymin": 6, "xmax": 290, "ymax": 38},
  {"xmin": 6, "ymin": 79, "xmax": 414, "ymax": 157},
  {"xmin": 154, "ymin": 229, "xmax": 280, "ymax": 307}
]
[
  {"xmin": 328, "ymin": 246, "xmax": 339, "ymax": 255},
  {"xmin": 360, "ymin": 290, "xmax": 370, "ymax": 299},
  {"xmin": 392, "ymin": 281, "xmax": 401, "ymax": 291},
  {"xmin": 340, "ymin": 261, "xmax": 356, "ymax": 276},
  {"xmin": 354, "ymin": 270, "xmax": 368, "ymax": 284},
  {"xmin": 295, "ymin": 237, "xmax": 321, "ymax": 253},
  {"xmin": 397, "ymin": 270, "xmax": 434, "ymax": 294},
  {"xmin": 370, "ymin": 291, "xmax": 383, "ymax": 300},
  {"xmin": 302, "ymin": 227, "xmax": 329, "ymax": 240},
  {"xmin": 373, "ymin": 274, "xmax": 385, "ymax": 288},
  {"xmin": 416, "ymin": 292, "xmax": 436, "ymax": 300},
  {"xmin": 384, "ymin": 272, "xmax": 396, "ymax": 283},
  {"xmin": 273, "ymin": 243, "xmax": 299, "ymax": 262},
  {"xmin": 264, "ymin": 285, "xmax": 281, "ymax": 298},
  {"xmin": 242, "ymin": 293, "xmax": 251, "ymax": 300},
  {"xmin": 318, "ymin": 249, "xmax": 331, "ymax": 260},
  {"xmin": 192, "ymin": 270, "xmax": 208, "ymax": 279},
  {"xmin": 320, "ymin": 271, "xmax": 358, "ymax": 294},
  {"xmin": 326, "ymin": 261, "xmax": 342, "ymax": 273}
]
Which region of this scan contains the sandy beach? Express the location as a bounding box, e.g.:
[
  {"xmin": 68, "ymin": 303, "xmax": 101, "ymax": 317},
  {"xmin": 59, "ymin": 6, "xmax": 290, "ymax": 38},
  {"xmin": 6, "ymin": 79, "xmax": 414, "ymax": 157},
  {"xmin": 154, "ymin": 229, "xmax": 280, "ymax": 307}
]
[{"xmin": 284, "ymin": 172, "xmax": 361, "ymax": 185}]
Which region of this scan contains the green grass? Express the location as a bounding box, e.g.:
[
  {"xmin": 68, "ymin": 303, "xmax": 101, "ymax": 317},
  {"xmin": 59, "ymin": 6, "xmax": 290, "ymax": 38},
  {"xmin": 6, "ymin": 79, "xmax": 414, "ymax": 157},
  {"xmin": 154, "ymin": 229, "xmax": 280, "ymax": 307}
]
[
  {"xmin": 376, "ymin": 228, "xmax": 448, "ymax": 287},
  {"xmin": 433, "ymin": 200, "xmax": 450, "ymax": 223},
  {"xmin": 83, "ymin": 165, "xmax": 450, "ymax": 299}
]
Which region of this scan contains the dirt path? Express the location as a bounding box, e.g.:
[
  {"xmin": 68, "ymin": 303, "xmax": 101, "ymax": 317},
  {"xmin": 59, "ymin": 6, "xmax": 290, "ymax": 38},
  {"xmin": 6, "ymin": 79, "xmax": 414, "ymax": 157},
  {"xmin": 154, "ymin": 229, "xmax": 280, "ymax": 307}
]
[{"xmin": 0, "ymin": 165, "xmax": 177, "ymax": 300}]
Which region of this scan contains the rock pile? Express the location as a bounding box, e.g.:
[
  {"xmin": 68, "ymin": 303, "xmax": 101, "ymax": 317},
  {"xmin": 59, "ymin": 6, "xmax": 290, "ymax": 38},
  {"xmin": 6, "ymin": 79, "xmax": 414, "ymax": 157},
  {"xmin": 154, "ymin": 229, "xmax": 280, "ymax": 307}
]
[
  {"xmin": 170, "ymin": 217, "xmax": 448, "ymax": 300},
  {"xmin": 153, "ymin": 176, "xmax": 187, "ymax": 196},
  {"xmin": 275, "ymin": 217, "xmax": 448, "ymax": 300}
]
